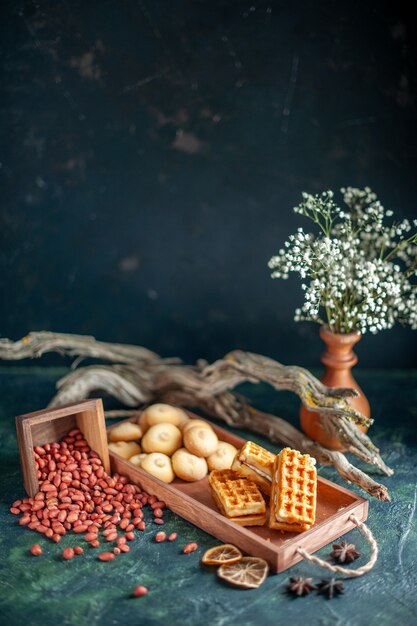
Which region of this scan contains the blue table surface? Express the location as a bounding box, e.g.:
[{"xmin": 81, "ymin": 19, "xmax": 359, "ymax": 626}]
[{"xmin": 0, "ymin": 366, "xmax": 416, "ymax": 626}]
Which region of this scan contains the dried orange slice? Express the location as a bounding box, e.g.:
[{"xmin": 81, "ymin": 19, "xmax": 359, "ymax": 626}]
[
  {"xmin": 201, "ymin": 544, "xmax": 243, "ymax": 565},
  {"xmin": 217, "ymin": 556, "xmax": 269, "ymax": 589}
]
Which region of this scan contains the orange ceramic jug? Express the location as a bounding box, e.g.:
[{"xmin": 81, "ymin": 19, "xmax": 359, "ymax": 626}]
[{"xmin": 300, "ymin": 326, "xmax": 370, "ymax": 450}]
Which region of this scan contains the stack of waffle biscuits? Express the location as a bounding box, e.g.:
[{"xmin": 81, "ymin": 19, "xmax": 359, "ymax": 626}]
[
  {"xmin": 208, "ymin": 470, "xmax": 266, "ymax": 526},
  {"xmin": 209, "ymin": 441, "xmax": 317, "ymax": 533}
]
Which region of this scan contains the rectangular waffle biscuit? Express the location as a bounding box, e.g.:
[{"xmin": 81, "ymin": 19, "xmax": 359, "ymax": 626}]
[
  {"xmin": 269, "ymin": 447, "xmax": 317, "ymax": 533},
  {"xmin": 231, "ymin": 441, "xmax": 275, "ymax": 496},
  {"xmin": 208, "ymin": 469, "xmax": 266, "ymax": 526}
]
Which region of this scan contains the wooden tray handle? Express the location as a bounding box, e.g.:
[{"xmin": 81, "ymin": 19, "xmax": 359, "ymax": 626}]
[{"xmin": 296, "ymin": 514, "xmax": 378, "ymax": 577}]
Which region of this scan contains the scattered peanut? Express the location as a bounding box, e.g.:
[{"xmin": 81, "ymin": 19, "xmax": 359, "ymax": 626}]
[
  {"xmin": 154, "ymin": 532, "xmax": 166, "ymax": 543},
  {"xmin": 168, "ymin": 533, "xmax": 177, "ymax": 542},
  {"xmin": 30, "ymin": 544, "xmax": 42, "ymax": 556},
  {"xmin": 133, "ymin": 586, "xmax": 148, "ymax": 597},
  {"xmin": 74, "ymin": 546, "xmax": 84, "ymax": 555},
  {"xmin": 98, "ymin": 551, "xmax": 115, "ymax": 562},
  {"xmin": 120, "ymin": 544, "xmax": 130, "ymax": 553},
  {"xmin": 62, "ymin": 548, "xmax": 75, "ymax": 560},
  {"xmin": 183, "ymin": 542, "xmax": 198, "ymax": 554},
  {"xmin": 151, "ymin": 501, "xmax": 166, "ymax": 510}
]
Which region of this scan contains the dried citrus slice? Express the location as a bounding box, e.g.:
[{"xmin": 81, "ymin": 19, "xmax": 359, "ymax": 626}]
[
  {"xmin": 201, "ymin": 544, "xmax": 243, "ymax": 565},
  {"xmin": 217, "ymin": 556, "xmax": 269, "ymax": 589}
]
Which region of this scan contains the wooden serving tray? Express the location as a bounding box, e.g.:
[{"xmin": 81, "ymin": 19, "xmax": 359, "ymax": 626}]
[{"xmin": 108, "ymin": 413, "xmax": 368, "ymax": 573}]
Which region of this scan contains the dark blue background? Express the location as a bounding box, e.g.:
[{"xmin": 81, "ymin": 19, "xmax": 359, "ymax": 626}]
[{"xmin": 2, "ymin": 0, "xmax": 417, "ymax": 368}]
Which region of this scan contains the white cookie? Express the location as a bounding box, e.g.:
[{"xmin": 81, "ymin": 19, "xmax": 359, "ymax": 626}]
[
  {"xmin": 141, "ymin": 423, "xmax": 182, "ymax": 456},
  {"xmin": 183, "ymin": 426, "xmax": 219, "ymax": 457},
  {"xmin": 129, "ymin": 453, "xmax": 148, "ymax": 467},
  {"xmin": 171, "ymin": 448, "xmax": 208, "ymax": 481},
  {"xmin": 108, "ymin": 441, "xmax": 141, "ymax": 459},
  {"xmin": 141, "ymin": 453, "xmax": 175, "ymax": 483},
  {"xmin": 142, "ymin": 403, "xmax": 189, "ymax": 427},
  {"xmin": 109, "ymin": 421, "xmax": 142, "ymax": 442},
  {"xmin": 207, "ymin": 441, "xmax": 238, "ymax": 471},
  {"xmin": 137, "ymin": 412, "xmax": 150, "ymax": 434},
  {"xmin": 180, "ymin": 419, "xmax": 213, "ymax": 434}
]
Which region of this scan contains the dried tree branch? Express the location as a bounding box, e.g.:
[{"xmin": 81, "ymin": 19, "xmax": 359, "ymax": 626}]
[
  {"xmin": 0, "ymin": 332, "xmax": 393, "ymax": 499},
  {"xmin": 46, "ymin": 360, "xmax": 391, "ymax": 496},
  {"xmin": 0, "ymin": 331, "xmax": 179, "ymax": 365},
  {"xmin": 50, "ymin": 372, "xmax": 389, "ymax": 501}
]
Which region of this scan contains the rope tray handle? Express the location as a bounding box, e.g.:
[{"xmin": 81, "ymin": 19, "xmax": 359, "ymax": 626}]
[{"xmin": 296, "ymin": 514, "xmax": 378, "ymax": 577}]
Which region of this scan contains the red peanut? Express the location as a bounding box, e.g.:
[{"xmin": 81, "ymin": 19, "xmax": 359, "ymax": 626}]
[
  {"xmin": 62, "ymin": 548, "xmax": 75, "ymax": 560},
  {"xmin": 151, "ymin": 501, "xmax": 165, "ymax": 510},
  {"xmin": 154, "ymin": 532, "xmax": 166, "ymax": 543},
  {"xmin": 74, "ymin": 546, "xmax": 84, "ymax": 555},
  {"xmin": 30, "ymin": 544, "xmax": 42, "ymax": 556},
  {"xmin": 168, "ymin": 533, "xmax": 177, "ymax": 542},
  {"xmin": 183, "ymin": 542, "xmax": 198, "ymax": 554},
  {"xmin": 98, "ymin": 552, "xmax": 115, "ymax": 562},
  {"xmin": 133, "ymin": 586, "xmax": 148, "ymax": 597},
  {"xmin": 73, "ymin": 524, "xmax": 88, "ymax": 534},
  {"xmin": 85, "ymin": 532, "xmax": 97, "ymax": 542}
]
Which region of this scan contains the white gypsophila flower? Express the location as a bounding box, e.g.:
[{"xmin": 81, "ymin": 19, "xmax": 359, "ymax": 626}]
[{"xmin": 268, "ymin": 187, "xmax": 417, "ymax": 335}]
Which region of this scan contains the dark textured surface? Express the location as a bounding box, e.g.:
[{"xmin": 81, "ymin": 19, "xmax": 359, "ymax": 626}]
[
  {"xmin": 0, "ymin": 367, "xmax": 417, "ymax": 626},
  {"xmin": 2, "ymin": 1, "xmax": 417, "ymax": 367}
]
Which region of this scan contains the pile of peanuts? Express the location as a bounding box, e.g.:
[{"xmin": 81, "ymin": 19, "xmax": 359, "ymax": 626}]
[{"xmin": 10, "ymin": 428, "xmax": 169, "ymax": 562}]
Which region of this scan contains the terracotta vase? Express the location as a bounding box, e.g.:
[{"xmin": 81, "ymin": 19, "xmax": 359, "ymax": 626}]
[{"xmin": 300, "ymin": 325, "xmax": 370, "ymax": 451}]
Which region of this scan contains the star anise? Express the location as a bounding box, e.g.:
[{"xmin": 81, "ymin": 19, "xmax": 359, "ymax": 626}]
[
  {"xmin": 317, "ymin": 578, "xmax": 345, "ymax": 599},
  {"xmin": 286, "ymin": 576, "xmax": 316, "ymax": 597},
  {"xmin": 330, "ymin": 540, "xmax": 361, "ymax": 563}
]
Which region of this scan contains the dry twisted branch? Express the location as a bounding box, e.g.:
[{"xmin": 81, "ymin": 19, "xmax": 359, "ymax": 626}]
[
  {"xmin": 0, "ymin": 332, "xmax": 179, "ymax": 365},
  {"xmin": 0, "ymin": 332, "xmax": 392, "ymax": 500}
]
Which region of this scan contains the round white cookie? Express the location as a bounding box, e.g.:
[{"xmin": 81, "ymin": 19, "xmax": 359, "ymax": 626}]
[
  {"xmin": 141, "ymin": 452, "xmax": 175, "ymax": 483},
  {"xmin": 109, "ymin": 421, "xmax": 142, "ymax": 443},
  {"xmin": 142, "ymin": 403, "xmax": 189, "ymax": 427},
  {"xmin": 207, "ymin": 441, "xmax": 238, "ymax": 471},
  {"xmin": 180, "ymin": 419, "xmax": 213, "ymax": 434},
  {"xmin": 108, "ymin": 441, "xmax": 141, "ymax": 459},
  {"xmin": 137, "ymin": 412, "xmax": 150, "ymax": 434},
  {"xmin": 183, "ymin": 425, "xmax": 219, "ymax": 457},
  {"xmin": 129, "ymin": 453, "xmax": 148, "ymax": 467},
  {"xmin": 171, "ymin": 448, "xmax": 208, "ymax": 481},
  {"xmin": 141, "ymin": 423, "xmax": 182, "ymax": 456}
]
